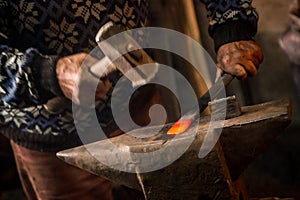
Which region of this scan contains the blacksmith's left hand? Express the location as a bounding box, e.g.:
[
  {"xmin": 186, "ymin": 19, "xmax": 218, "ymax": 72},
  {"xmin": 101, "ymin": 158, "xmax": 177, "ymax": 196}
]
[{"xmin": 216, "ymin": 40, "xmax": 263, "ymax": 79}]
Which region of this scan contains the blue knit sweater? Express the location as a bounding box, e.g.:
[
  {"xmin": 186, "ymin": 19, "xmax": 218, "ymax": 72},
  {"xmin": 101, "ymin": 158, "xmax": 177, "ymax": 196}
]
[{"xmin": 0, "ymin": 0, "xmax": 258, "ymax": 151}]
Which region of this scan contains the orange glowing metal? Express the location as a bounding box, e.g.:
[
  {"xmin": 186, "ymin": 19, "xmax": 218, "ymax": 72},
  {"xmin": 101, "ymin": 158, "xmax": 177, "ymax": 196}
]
[{"xmin": 167, "ymin": 119, "xmax": 193, "ymax": 135}]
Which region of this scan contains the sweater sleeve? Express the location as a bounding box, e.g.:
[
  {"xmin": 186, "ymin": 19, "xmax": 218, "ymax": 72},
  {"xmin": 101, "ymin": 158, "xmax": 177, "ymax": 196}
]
[
  {"xmin": 0, "ymin": 1, "xmax": 63, "ymax": 108},
  {"xmin": 200, "ymin": 0, "xmax": 259, "ymax": 51},
  {"xmin": 0, "ymin": 46, "xmax": 63, "ymax": 108}
]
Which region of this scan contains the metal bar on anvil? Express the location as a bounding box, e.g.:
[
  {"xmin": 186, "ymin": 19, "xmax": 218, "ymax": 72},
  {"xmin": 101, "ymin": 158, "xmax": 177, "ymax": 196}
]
[{"xmin": 57, "ymin": 99, "xmax": 291, "ymax": 199}]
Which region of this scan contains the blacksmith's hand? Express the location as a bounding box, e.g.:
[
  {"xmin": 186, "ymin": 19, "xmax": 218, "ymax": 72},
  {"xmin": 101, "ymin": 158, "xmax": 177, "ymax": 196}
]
[
  {"xmin": 56, "ymin": 53, "xmax": 111, "ymax": 104},
  {"xmin": 216, "ymin": 40, "xmax": 263, "ymax": 79}
]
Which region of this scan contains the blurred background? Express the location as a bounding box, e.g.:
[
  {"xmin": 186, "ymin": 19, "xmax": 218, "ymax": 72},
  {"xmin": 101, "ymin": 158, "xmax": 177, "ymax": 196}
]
[{"xmin": 242, "ymin": 0, "xmax": 300, "ymax": 198}]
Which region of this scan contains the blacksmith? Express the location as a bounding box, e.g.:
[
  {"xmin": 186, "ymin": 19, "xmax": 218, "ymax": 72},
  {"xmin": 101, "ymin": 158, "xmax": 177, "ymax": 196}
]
[{"xmin": 0, "ymin": 0, "xmax": 263, "ymax": 199}]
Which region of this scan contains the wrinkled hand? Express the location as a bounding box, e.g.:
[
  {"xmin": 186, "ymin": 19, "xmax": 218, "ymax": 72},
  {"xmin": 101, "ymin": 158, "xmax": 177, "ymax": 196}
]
[
  {"xmin": 217, "ymin": 40, "xmax": 263, "ymax": 79},
  {"xmin": 56, "ymin": 53, "xmax": 111, "ymax": 104}
]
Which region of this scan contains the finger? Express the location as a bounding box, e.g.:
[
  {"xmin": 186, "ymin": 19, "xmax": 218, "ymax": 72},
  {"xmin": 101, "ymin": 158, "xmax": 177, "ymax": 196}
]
[
  {"xmin": 58, "ymin": 78, "xmax": 76, "ymax": 88},
  {"xmin": 57, "ymin": 74, "xmax": 75, "ymax": 82},
  {"xmin": 57, "ymin": 57, "xmax": 82, "ymax": 76},
  {"xmin": 72, "ymin": 87, "xmax": 80, "ymax": 104},
  {"xmin": 77, "ymin": 52, "xmax": 88, "ymax": 61},
  {"xmin": 57, "ymin": 67, "xmax": 79, "ymax": 81},
  {"xmin": 58, "ymin": 77, "xmax": 76, "ymax": 91},
  {"xmin": 59, "ymin": 82, "xmax": 74, "ymax": 97},
  {"xmin": 244, "ymin": 41, "xmax": 263, "ymax": 64},
  {"xmin": 61, "ymin": 89, "xmax": 72, "ymax": 101},
  {"xmin": 56, "ymin": 59, "xmax": 74, "ymax": 75},
  {"xmin": 56, "ymin": 60, "xmax": 65, "ymax": 76},
  {"xmin": 250, "ymin": 56, "xmax": 260, "ymax": 70},
  {"xmin": 242, "ymin": 60, "xmax": 257, "ymax": 77},
  {"xmin": 72, "ymin": 97, "xmax": 80, "ymax": 104},
  {"xmin": 64, "ymin": 62, "xmax": 78, "ymax": 73},
  {"xmin": 61, "ymin": 86, "xmax": 80, "ymax": 104},
  {"xmin": 73, "ymin": 53, "xmax": 88, "ymax": 66},
  {"xmin": 234, "ymin": 64, "xmax": 247, "ymax": 79},
  {"xmin": 250, "ymin": 43, "xmax": 264, "ymax": 63},
  {"xmin": 216, "ymin": 62, "xmax": 247, "ymax": 79}
]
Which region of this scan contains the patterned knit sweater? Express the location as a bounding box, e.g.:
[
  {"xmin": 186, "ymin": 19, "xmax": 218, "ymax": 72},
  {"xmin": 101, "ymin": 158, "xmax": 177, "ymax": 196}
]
[{"xmin": 0, "ymin": 0, "xmax": 258, "ymax": 151}]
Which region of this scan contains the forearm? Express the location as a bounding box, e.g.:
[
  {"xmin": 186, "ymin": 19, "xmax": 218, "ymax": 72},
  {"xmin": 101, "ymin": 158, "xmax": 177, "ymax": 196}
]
[
  {"xmin": 200, "ymin": 0, "xmax": 258, "ymax": 51},
  {"xmin": 0, "ymin": 45, "xmax": 63, "ymax": 108}
]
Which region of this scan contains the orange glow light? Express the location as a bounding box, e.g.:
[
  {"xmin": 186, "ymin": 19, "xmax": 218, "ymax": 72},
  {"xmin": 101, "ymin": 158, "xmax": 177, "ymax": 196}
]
[{"xmin": 167, "ymin": 119, "xmax": 192, "ymax": 135}]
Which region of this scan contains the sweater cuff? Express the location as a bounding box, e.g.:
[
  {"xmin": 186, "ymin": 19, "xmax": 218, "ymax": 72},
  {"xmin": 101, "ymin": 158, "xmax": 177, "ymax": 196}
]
[
  {"xmin": 212, "ymin": 20, "xmax": 257, "ymax": 52},
  {"xmin": 30, "ymin": 52, "xmax": 64, "ymax": 100}
]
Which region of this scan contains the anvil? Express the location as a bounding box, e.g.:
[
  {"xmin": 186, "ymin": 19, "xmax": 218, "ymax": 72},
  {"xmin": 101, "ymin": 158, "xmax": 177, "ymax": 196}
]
[{"xmin": 57, "ymin": 99, "xmax": 291, "ymax": 199}]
